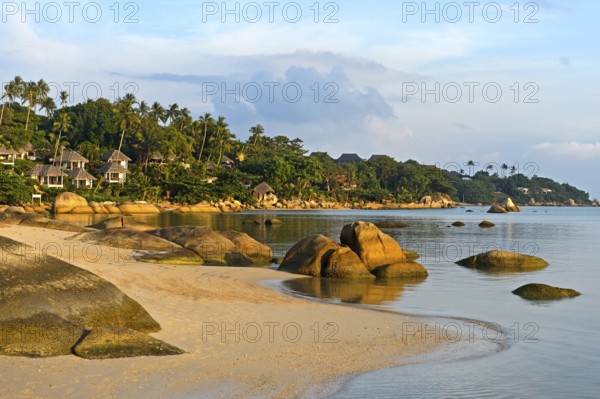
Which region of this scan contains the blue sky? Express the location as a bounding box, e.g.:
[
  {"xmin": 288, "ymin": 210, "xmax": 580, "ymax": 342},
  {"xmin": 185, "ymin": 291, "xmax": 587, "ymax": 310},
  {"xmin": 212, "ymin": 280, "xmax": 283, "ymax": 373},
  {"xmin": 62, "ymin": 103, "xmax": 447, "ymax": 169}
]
[{"xmin": 1, "ymin": 0, "xmax": 599, "ymax": 198}]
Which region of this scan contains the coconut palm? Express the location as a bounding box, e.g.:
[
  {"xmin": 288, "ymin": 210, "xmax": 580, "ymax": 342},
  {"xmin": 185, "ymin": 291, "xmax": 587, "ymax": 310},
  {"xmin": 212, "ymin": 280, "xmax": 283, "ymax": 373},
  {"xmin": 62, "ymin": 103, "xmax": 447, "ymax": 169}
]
[
  {"xmin": 114, "ymin": 94, "xmax": 141, "ymax": 154},
  {"xmin": 198, "ymin": 112, "xmax": 214, "ymax": 162},
  {"xmin": 249, "ymin": 124, "xmax": 264, "ymax": 146},
  {"xmin": 52, "ymin": 112, "xmax": 72, "ymax": 165},
  {"xmin": 165, "ymin": 103, "xmax": 180, "ymax": 125},
  {"xmin": 40, "ymin": 97, "xmax": 56, "ymax": 117},
  {"xmin": 150, "ymin": 101, "xmax": 166, "ymax": 123},
  {"xmin": 1, "ymin": 76, "xmax": 25, "ymax": 126}
]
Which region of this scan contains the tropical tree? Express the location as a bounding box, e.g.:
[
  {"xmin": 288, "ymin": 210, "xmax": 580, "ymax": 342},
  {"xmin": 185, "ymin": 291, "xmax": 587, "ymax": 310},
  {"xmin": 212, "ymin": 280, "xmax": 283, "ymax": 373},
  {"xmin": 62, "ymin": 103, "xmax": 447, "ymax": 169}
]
[
  {"xmin": 114, "ymin": 94, "xmax": 141, "ymax": 154},
  {"xmin": 165, "ymin": 103, "xmax": 180, "ymax": 125},
  {"xmin": 52, "ymin": 112, "xmax": 72, "ymax": 165},
  {"xmin": 0, "ymin": 76, "xmax": 24, "ymax": 126},
  {"xmin": 249, "ymin": 124, "xmax": 265, "ymax": 146},
  {"xmin": 198, "ymin": 112, "xmax": 214, "ymax": 162}
]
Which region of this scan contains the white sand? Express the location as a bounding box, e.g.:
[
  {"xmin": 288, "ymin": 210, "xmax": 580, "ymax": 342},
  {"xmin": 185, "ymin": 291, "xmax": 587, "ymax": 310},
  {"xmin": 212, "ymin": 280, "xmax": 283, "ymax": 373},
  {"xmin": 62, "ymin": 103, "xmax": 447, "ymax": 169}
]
[{"xmin": 0, "ymin": 225, "xmax": 488, "ymax": 398}]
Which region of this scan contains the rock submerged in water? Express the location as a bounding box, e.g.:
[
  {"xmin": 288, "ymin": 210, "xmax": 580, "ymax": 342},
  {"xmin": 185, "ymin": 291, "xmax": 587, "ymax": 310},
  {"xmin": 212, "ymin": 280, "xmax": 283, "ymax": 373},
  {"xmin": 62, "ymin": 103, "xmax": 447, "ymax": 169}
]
[
  {"xmin": 488, "ymin": 197, "xmax": 520, "ymax": 214},
  {"xmin": 375, "ymin": 221, "xmax": 409, "ymax": 229},
  {"xmin": 456, "ymin": 250, "xmax": 549, "ymax": 272},
  {"xmin": 512, "ymin": 284, "xmax": 581, "ymax": 301},
  {"xmin": 0, "ymin": 236, "xmax": 183, "ymax": 359},
  {"xmin": 452, "ymin": 221, "xmax": 465, "ymax": 227},
  {"xmin": 371, "ymin": 262, "xmax": 428, "ymax": 280},
  {"xmin": 479, "ymin": 221, "xmax": 496, "ymax": 228},
  {"xmin": 280, "ymin": 222, "xmax": 427, "ymax": 280},
  {"xmin": 403, "ymin": 250, "xmax": 421, "ymax": 261}
]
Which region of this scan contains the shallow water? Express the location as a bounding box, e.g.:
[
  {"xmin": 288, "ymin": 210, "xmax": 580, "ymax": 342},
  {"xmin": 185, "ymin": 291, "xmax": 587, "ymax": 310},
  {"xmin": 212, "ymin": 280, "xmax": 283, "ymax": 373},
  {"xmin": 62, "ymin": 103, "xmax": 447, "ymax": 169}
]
[{"xmin": 57, "ymin": 206, "xmax": 600, "ymax": 398}]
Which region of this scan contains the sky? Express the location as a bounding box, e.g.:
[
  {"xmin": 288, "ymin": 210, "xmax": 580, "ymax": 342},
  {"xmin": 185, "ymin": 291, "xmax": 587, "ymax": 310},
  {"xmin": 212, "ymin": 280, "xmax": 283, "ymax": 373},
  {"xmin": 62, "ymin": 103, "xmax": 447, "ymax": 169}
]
[{"xmin": 1, "ymin": 0, "xmax": 599, "ymax": 198}]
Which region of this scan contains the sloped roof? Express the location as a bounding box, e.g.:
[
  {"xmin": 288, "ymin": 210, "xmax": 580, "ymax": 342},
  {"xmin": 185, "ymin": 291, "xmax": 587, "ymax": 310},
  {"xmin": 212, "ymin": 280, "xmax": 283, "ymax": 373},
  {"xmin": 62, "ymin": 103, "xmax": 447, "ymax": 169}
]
[
  {"xmin": 206, "ymin": 161, "xmax": 218, "ymax": 171},
  {"xmin": 102, "ymin": 149, "xmax": 132, "ymax": 162},
  {"xmin": 97, "ymin": 162, "xmax": 130, "ymax": 174},
  {"xmin": 59, "ymin": 150, "xmax": 89, "ymax": 163},
  {"xmin": 368, "ymin": 154, "xmax": 393, "ymax": 161},
  {"xmin": 26, "ymin": 165, "xmax": 67, "ymax": 177},
  {"xmin": 221, "ymin": 155, "xmax": 234, "ymax": 164},
  {"xmin": 336, "ymin": 153, "xmax": 363, "ymax": 163},
  {"xmin": 253, "ymin": 182, "xmax": 275, "ymax": 195},
  {"xmin": 0, "ymin": 146, "xmax": 18, "ymax": 156},
  {"xmin": 18, "ymin": 143, "xmax": 35, "ymax": 152},
  {"xmin": 68, "ymin": 168, "xmax": 97, "ymax": 181}
]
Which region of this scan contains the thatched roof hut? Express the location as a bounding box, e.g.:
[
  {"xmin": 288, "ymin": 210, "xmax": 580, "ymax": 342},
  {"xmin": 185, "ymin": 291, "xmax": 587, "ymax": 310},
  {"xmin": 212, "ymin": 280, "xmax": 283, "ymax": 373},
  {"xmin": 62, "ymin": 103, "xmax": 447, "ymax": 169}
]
[
  {"xmin": 253, "ymin": 182, "xmax": 275, "ymax": 196},
  {"xmin": 102, "ymin": 150, "xmax": 132, "ymax": 162},
  {"xmin": 336, "ymin": 153, "xmax": 363, "ymax": 163}
]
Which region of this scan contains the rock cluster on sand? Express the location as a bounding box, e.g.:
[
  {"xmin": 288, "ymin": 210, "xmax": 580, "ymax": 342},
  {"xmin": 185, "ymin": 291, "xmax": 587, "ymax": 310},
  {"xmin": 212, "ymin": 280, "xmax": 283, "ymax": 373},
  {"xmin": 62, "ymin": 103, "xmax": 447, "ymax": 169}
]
[
  {"xmin": 0, "ymin": 236, "xmax": 183, "ymax": 359},
  {"xmin": 488, "ymin": 197, "xmax": 520, "ymax": 214},
  {"xmin": 0, "ymin": 213, "xmax": 90, "ymax": 233},
  {"xmin": 512, "ymin": 284, "xmax": 581, "ymax": 301},
  {"xmin": 280, "ymin": 221, "xmax": 427, "ymax": 280},
  {"xmin": 456, "ymin": 250, "xmax": 549, "ymax": 272}
]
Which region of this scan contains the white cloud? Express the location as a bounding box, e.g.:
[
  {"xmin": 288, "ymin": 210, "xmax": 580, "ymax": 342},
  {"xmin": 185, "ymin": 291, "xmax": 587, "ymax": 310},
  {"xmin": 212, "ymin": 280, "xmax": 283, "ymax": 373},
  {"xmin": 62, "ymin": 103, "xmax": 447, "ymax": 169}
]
[{"xmin": 533, "ymin": 141, "xmax": 600, "ymax": 159}]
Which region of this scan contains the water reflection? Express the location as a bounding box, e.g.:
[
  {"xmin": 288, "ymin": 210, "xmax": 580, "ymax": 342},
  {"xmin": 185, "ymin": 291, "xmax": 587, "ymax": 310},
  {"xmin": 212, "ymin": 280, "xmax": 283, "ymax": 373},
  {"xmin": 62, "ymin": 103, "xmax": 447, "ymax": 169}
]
[{"xmin": 283, "ymin": 276, "xmax": 427, "ymax": 306}]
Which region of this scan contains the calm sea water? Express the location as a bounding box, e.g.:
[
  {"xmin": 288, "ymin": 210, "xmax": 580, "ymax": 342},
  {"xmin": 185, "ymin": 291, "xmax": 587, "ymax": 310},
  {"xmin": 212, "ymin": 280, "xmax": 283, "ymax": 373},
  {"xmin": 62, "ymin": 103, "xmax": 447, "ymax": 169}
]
[{"xmin": 57, "ymin": 207, "xmax": 600, "ymax": 398}]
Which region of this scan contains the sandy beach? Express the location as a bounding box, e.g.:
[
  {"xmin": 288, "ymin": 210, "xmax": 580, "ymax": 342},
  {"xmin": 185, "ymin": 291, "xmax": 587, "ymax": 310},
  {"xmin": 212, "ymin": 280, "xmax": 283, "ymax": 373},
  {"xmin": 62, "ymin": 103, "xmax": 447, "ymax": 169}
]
[{"xmin": 0, "ymin": 225, "xmax": 490, "ymax": 398}]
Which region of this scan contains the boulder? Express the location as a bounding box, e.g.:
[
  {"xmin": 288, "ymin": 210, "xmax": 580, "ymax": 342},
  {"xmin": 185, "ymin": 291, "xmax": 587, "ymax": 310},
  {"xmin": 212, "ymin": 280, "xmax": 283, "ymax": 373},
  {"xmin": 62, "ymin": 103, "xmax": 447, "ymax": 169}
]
[
  {"xmin": 502, "ymin": 197, "xmax": 520, "ymax": 212},
  {"xmin": 456, "ymin": 250, "xmax": 549, "ymax": 272},
  {"xmin": 403, "ymin": 250, "xmax": 421, "ymax": 260},
  {"xmin": 0, "ymin": 236, "xmax": 182, "ymax": 358},
  {"xmin": 487, "ymin": 205, "xmax": 508, "ymax": 214},
  {"xmin": 105, "ymin": 205, "xmax": 121, "ymax": 214},
  {"xmin": 134, "ymin": 248, "xmax": 204, "ymax": 265},
  {"xmin": 375, "ymin": 221, "xmax": 409, "ymax": 229},
  {"xmin": 89, "ymin": 216, "xmax": 158, "ymax": 232},
  {"xmin": 89, "ymin": 201, "xmax": 109, "ymax": 214},
  {"xmin": 279, "ymin": 235, "xmax": 340, "ymax": 277},
  {"xmin": 5, "ymin": 206, "xmax": 27, "ymax": 214},
  {"xmin": 371, "ymin": 261, "xmax": 429, "ymax": 279},
  {"xmin": 53, "ymin": 192, "xmax": 89, "ymax": 214},
  {"xmin": 512, "ymin": 284, "xmax": 581, "ymax": 301},
  {"xmin": 0, "ymin": 214, "xmax": 90, "ymax": 233},
  {"xmin": 71, "ymin": 228, "xmax": 180, "ymax": 251},
  {"xmin": 152, "ymin": 226, "xmax": 245, "ymax": 265},
  {"xmin": 321, "ymin": 246, "xmax": 375, "ymax": 280},
  {"xmin": 188, "ymin": 203, "xmax": 221, "ymax": 213},
  {"xmin": 118, "ymin": 203, "xmax": 161, "ymax": 214},
  {"xmin": 452, "ymin": 221, "xmax": 465, "ymax": 227},
  {"xmin": 221, "ymin": 230, "xmax": 273, "ymax": 263},
  {"xmin": 70, "ymin": 206, "xmax": 95, "ymax": 214},
  {"xmin": 340, "ymin": 221, "xmax": 406, "ymax": 271},
  {"xmin": 479, "ymin": 221, "xmax": 496, "ymax": 228}
]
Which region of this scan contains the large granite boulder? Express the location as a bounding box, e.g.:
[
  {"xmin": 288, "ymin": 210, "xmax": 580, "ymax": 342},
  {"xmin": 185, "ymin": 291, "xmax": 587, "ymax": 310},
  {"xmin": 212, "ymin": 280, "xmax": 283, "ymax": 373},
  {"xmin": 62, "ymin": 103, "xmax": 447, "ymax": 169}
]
[
  {"xmin": 279, "ymin": 235, "xmax": 340, "ymax": 277},
  {"xmin": 89, "ymin": 216, "xmax": 158, "ymax": 232},
  {"xmin": 512, "ymin": 283, "xmax": 581, "ymax": 301},
  {"xmin": 53, "ymin": 192, "xmax": 89, "ymax": 214},
  {"xmin": 487, "ymin": 205, "xmax": 508, "ymax": 214},
  {"xmin": 221, "ymin": 230, "xmax": 273, "ymax": 263},
  {"xmin": 456, "ymin": 250, "xmax": 549, "ymax": 272},
  {"xmin": 152, "ymin": 226, "xmax": 250, "ymax": 266},
  {"xmin": 0, "ymin": 236, "xmax": 183, "ymax": 358},
  {"xmin": 118, "ymin": 203, "xmax": 161, "ymax": 214},
  {"xmin": 340, "ymin": 221, "xmax": 406, "ymax": 271},
  {"xmin": 0, "ymin": 213, "xmax": 90, "ymax": 232},
  {"xmin": 321, "ymin": 246, "xmax": 375, "ymax": 280},
  {"xmin": 71, "ymin": 228, "xmax": 180, "ymax": 251},
  {"xmin": 502, "ymin": 197, "xmax": 520, "ymax": 212}
]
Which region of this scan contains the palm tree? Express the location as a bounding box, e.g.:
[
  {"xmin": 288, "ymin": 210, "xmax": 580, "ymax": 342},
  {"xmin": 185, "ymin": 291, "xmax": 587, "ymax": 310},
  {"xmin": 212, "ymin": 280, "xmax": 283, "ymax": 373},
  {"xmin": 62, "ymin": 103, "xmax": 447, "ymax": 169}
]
[
  {"xmin": 165, "ymin": 103, "xmax": 180, "ymax": 125},
  {"xmin": 114, "ymin": 94, "xmax": 141, "ymax": 154},
  {"xmin": 22, "ymin": 81, "xmax": 37, "ymax": 131},
  {"xmin": 40, "ymin": 97, "xmax": 56, "ymax": 117},
  {"xmin": 52, "ymin": 112, "xmax": 72, "ymax": 165},
  {"xmin": 198, "ymin": 112, "xmax": 214, "ymax": 162},
  {"xmin": 138, "ymin": 100, "xmax": 150, "ymax": 117},
  {"xmin": 501, "ymin": 163, "xmax": 509, "ymax": 178},
  {"xmin": 214, "ymin": 116, "xmax": 233, "ymax": 165},
  {"xmin": 1, "ymin": 76, "xmax": 25, "ymax": 126},
  {"xmin": 150, "ymin": 101, "xmax": 166, "ymax": 123},
  {"xmin": 249, "ymin": 124, "xmax": 264, "ymax": 146},
  {"xmin": 59, "ymin": 90, "xmax": 69, "ymax": 108}
]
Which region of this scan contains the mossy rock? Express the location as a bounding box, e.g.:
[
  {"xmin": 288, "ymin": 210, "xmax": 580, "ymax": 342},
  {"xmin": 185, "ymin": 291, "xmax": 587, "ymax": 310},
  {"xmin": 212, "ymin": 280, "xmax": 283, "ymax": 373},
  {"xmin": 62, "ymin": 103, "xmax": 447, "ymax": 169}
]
[
  {"xmin": 375, "ymin": 221, "xmax": 409, "ymax": 229},
  {"xmin": 512, "ymin": 284, "xmax": 581, "ymax": 301},
  {"xmin": 372, "ymin": 261, "xmax": 429, "ymax": 280},
  {"xmin": 135, "ymin": 249, "xmax": 204, "ymax": 265},
  {"xmin": 403, "ymin": 250, "xmax": 420, "ymax": 260},
  {"xmin": 72, "ymin": 328, "xmax": 185, "ymax": 359},
  {"xmin": 456, "ymin": 250, "xmax": 549, "ymax": 272},
  {"xmin": 452, "ymin": 221, "xmax": 466, "ymax": 227},
  {"xmin": 479, "ymin": 221, "xmax": 496, "ymax": 228}
]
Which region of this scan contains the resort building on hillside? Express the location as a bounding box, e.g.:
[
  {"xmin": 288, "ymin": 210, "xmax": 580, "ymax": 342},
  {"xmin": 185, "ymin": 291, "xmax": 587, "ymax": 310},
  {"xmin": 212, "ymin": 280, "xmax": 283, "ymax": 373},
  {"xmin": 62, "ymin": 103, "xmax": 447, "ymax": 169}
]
[
  {"xmin": 68, "ymin": 168, "xmax": 97, "ymax": 189},
  {"xmin": 98, "ymin": 149, "xmax": 132, "ymax": 183},
  {"xmin": 0, "ymin": 146, "xmax": 18, "ymax": 166},
  {"xmin": 97, "ymin": 162, "xmax": 129, "ymax": 184},
  {"xmin": 26, "ymin": 165, "xmax": 67, "ymax": 188},
  {"xmin": 58, "ymin": 150, "xmax": 89, "ymax": 170},
  {"xmin": 102, "ymin": 150, "xmax": 131, "ymax": 169},
  {"xmin": 17, "ymin": 143, "xmax": 36, "ymax": 161},
  {"xmin": 336, "ymin": 153, "xmax": 363, "ymax": 163}
]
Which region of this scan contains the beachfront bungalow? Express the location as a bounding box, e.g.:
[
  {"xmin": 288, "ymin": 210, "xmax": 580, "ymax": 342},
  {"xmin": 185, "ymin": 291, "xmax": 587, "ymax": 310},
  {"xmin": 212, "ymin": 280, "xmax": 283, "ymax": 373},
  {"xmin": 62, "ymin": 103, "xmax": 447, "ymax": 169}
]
[
  {"xmin": 0, "ymin": 146, "xmax": 18, "ymax": 166},
  {"xmin": 253, "ymin": 182, "xmax": 277, "ymax": 203},
  {"xmin": 336, "ymin": 153, "xmax": 363, "ymax": 164},
  {"xmin": 26, "ymin": 165, "xmax": 67, "ymax": 188},
  {"xmin": 97, "ymin": 162, "xmax": 129, "ymax": 184},
  {"xmin": 221, "ymin": 156, "xmax": 235, "ymax": 169},
  {"xmin": 58, "ymin": 150, "xmax": 89, "ymax": 170},
  {"xmin": 68, "ymin": 168, "xmax": 97, "ymax": 189},
  {"xmin": 102, "ymin": 149, "xmax": 132, "ymax": 170},
  {"xmin": 369, "ymin": 154, "xmax": 394, "ymax": 162}
]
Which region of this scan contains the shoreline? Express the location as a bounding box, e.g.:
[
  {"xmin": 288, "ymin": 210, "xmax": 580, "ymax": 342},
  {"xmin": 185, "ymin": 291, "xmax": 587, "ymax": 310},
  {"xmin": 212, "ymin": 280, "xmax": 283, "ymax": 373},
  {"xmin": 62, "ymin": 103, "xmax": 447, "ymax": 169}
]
[{"xmin": 1, "ymin": 225, "xmax": 501, "ymax": 398}]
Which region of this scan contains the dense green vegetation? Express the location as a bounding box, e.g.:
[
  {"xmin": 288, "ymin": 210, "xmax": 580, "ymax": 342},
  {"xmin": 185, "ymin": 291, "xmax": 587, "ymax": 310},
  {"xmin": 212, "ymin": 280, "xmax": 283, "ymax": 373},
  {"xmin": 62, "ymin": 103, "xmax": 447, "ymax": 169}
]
[{"xmin": 0, "ymin": 76, "xmax": 592, "ymax": 205}]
